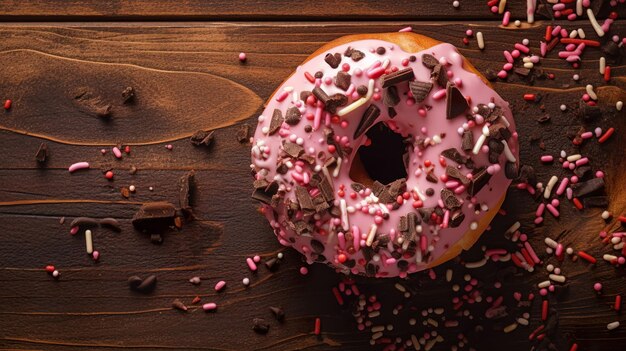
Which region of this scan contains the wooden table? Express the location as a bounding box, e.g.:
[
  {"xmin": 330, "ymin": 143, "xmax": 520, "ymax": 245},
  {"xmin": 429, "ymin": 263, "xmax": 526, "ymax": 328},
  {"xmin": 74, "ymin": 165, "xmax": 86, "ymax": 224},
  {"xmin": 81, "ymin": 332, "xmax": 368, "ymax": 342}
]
[{"xmin": 1, "ymin": 2, "xmax": 625, "ymax": 350}]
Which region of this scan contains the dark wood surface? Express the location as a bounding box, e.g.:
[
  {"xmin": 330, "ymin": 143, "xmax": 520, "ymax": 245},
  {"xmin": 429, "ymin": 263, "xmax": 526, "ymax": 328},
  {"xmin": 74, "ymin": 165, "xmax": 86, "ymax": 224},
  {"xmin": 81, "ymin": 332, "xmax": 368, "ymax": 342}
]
[{"xmin": 0, "ymin": 2, "xmax": 625, "ymax": 350}]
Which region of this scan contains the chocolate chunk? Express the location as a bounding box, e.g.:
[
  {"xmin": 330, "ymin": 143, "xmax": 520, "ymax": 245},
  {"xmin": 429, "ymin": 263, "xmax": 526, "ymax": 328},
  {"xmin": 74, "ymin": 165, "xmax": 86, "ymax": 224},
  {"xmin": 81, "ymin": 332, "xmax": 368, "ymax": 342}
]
[
  {"xmin": 446, "ymin": 82, "xmax": 469, "ymax": 119},
  {"xmin": 578, "ymin": 100, "xmax": 602, "ymax": 121},
  {"xmin": 128, "ymin": 276, "xmax": 143, "ymax": 290},
  {"xmin": 312, "ymin": 87, "xmax": 346, "ymax": 114},
  {"xmin": 468, "ymin": 167, "xmax": 492, "ymax": 196},
  {"xmin": 388, "ymin": 107, "xmax": 397, "ymax": 118},
  {"xmin": 441, "ymin": 148, "xmax": 466, "ymax": 164},
  {"xmin": 150, "ymin": 234, "xmax": 163, "ymax": 244},
  {"xmin": 446, "ymin": 165, "xmax": 469, "ymax": 185},
  {"xmin": 283, "ymin": 142, "xmax": 304, "ymax": 158},
  {"xmin": 252, "ymin": 318, "xmax": 270, "ymax": 334},
  {"xmin": 95, "ymin": 104, "xmax": 112, "ymax": 118},
  {"xmin": 132, "ymin": 202, "xmax": 177, "ymax": 232},
  {"xmin": 450, "ymin": 212, "xmax": 465, "ymax": 228},
  {"xmin": 269, "ymin": 306, "xmax": 285, "ymax": 321},
  {"xmin": 236, "ymin": 124, "xmax": 250, "ymax": 143},
  {"xmin": 421, "ymin": 54, "xmax": 439, "ymax": 69},
  {"xmin": 172, "ymin": 298, "xmax": 188, "ymax": 312},
  {"xmin": 504, "ymin": 162, "xmax": 519, "ymax": 179},
  {"xmin": 136, "ymin": 275, "xmax": 157, "ymax": 294},
  {"xmin": 310, "ymin": 239, "xmax": 325, "ymax": 254},
  {"xmin": 190, "ymin": 130, "xmax": 215, "ymax": 147},
  {"xmin": 265, "ymin": 258, "xmax": 279, "ymax": 271},
  {"xmin": 353, "ymin": 104, "xmax": 380, "ymax": 138},
  {"xmin": 356, "ymin": 85, "xmax": 368, "ymax": 96},
  {"xmin": 344, "ymin": 47, "xmax": 365, "ymax": 61},
  {"xmin": 295, "ymin": 186, "xmax": 315, "ymax": 212},
  {"xmin": 269, "ymin": 109, "xmax": 283, "ymax": 135},
  {"xmin": 35, "ymin": 142, "xmax": 48, "ymax": 163},
  {"xmin": 488, "ymin": 138, "xmax": 504, "ymax": 163},
  {"xmin": 441, "ymin": 188, "xmax": 461, "ymax": 211},
  {"xmin": 365, "ymin": 263, "xmax": 378, "ymax": 277},
  {"xmin": 314, "ymin": 71, "xmax": 323, "ymax": 79},
  {"xmin": 285, "ymin": 107, "xmax": 302, "ymax": 125},
  {"xmin": 294, "ymin": 221, "xmax": 313, "ymax": 236},
  {"xmin": 351, "ymin": 183, "xmax": 365, "ymax": 192},
  {"xmin": 383, "ymin": 86, "xmax": 400, "ymax": 107},
  {"xmin": 99, "ymin": 218, "xmax": 122, "ymax": 232},
  {"xmin": 178, "ymin": 171, "xmax": 195, "ymax": 215},
  {"xmin": 380, "ymin": 68, "xmax": 415, "ymax": 88},
  {"xmin": 514, "ymin": 67, "xmax": 531, "ymax": 77},
  {"xmin": 574, "ymin": 165, "xmax": 591, "ymax": 178},
  {"xmin": 484, "ymin": 68, "xmax": 498, "ymax": 81},
  {"xmin": 583, "ymin": 196, "xmax": 608, "ymax": 208},
  {"xmin": 318, "ymin": 176, "xmax": 335, "ymax": 202},
  {"xmin": 431, "ymin": 64, "xmax": 448, "ymax": 88},
  {"xmin": 300, "ymin": 91, "xmax": 312, "ymax": 102},
  {"xmin": 426, "ymin": 171, "xmax": 438, "ymax": 183},
  {"xmin": 462, "ymin": 131, "xmax": 474, "ymax": 151},
  {"xmin": 324, "ymin": 52, "xmax": 342, "ymax": 68},
  {"xmin": 70, "ymin": 217, "xmax": 99, "ymax": 229},
  {"xmin": 571, "ymin": 178, "xmax": 605, "ymax": 198},
  {"xmin": 252, "ymin": 181, "xmax": 279, "ymax": 205},
  {"xmin": 517, "ymin": 165, "xmax": 537, "ymax": 186},
  {"xmin": 335, "ymin": 71, "xmax": 351, "ymax": 91},
  {"xmin": 122, "ymin": 86, "xmax": 135, "ymax": 103},
  {"xmin": 476, "ymin": 104, "xmax": 491, "ymax": 117},
  {"xmin": 409, "ymin": 80, "xmax": 433, "ymax": 103},
  {"xmin": 376, "ymin": 46, "xmax": 386, "ymax": 55},
  {"xmin": 386, "ymin": 178, "xmax": 407, "ymax": 199},
  {"xmin": 398, "ymin": 216, "xmax": 408, "ymax": 232},
  {"xmin": 601, "ymin": 40, "xmax": 622, "ymax": 57}
]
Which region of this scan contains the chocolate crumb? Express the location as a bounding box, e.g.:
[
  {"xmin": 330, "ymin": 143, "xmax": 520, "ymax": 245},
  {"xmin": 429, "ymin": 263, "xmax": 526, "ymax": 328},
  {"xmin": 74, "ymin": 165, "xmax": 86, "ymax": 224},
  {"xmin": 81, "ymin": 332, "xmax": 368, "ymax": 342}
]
[
  {"xmin": 382, "ymin": 86, "xmax": 400, "ymax": 107},
  {"xmin": 353, "ymin": 104, "xmax": 380, "ymax": 138},
  {"xmin": 421, "ymin": 54, "xmax": 439, "ymax": 69},
  {"xmin": 335, "ymin": 71, "xmax": 351, "ymax": 91},
  {"xmin": 380, "ymin": 68, "xmax": 415, "ymax": 88},
  {"xmin": 324, "ymin": 52, "xmax": 342, "ymax": 68},
  {"xmin": 150, "ymin": 234, "xmax": 163, "ymax": 244},
  {"xmin": 446, "ymin": 82, "xmax": 469, "ymax": 119},
  {"xmin": 172, "ymin": 298, "xmax": 188, "ymax": 312},
  {"xmin": 178, "ymin": 170, "xmax": 195, "ymax": 216},
  {"xmin": 269, "ymin": 306, "xmax": 285, "ymax": 321},
  {"xmin": 269, "ymin": 109, "xmax": 283, "ymax": 135},
  {"xmin": 122, "ymin": 86, "xmax": 135, "ymax": 103},
  {"xmin": 120, "ymin": 186, "xmax": 130, "ymax": 198},
  {"xmin": 35, "ymin": 142, "xmax": 48, "ymax": 163},
  {"xmin": 252, "ymin": 318, "xmax": 270, "ymax": 334},
  {"xmin": 127, "ymin": 276, "xmax": 143, "ymax": 290},
  {"xmin": 571, "ymin": 178, "xmax": 605, "ymax": 198},
  {"xmin": 70, "ymin": 217, "xmax": 99, "ymax": 229},
  {"xmin": 190, "ymin": 130, "xmax": 215, "ymax": 147},
  {"xmin": 132, "ymin": 202, "xmax": 177, "ymax": 232},
  {"xmin": 129, "ymin": 165, "xmax": 138, "ymax": 175},
  {"xmin": 136, "ymin": 275, "xmax": 157, "ymax": 294},
  {"xmin": 409, "ymin": 81, "xmax": 432, "ymax": 103},
  {"xmin": 285, "ymin": 107, "xmax": 302, "ymax": 125},
  {"xmin": 236, "ymin": 124, "xmax": 250, "ymax": 143},
  {"xmin": 264, "ymin": 257, "xmax": 279, "ymax": 271},
  {"xmin": 356, "ymin": 85, "xmax": 368, "ymax": 96}
]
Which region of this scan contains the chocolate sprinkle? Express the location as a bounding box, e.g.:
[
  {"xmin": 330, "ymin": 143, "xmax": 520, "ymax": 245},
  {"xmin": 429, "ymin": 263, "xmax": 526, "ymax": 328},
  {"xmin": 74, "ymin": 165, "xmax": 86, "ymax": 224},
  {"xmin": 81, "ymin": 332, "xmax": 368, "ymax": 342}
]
[
  {"xmin": 335, "ymin": 71, "xmax": 351, "ymax": 91},
  {"xmin": 264, "ymin": 257, "xmax": 279, "ymax": 271},
  {"xmin": 353, "ymin": 104, "xmax": 380, "ymax": 138},
  {"xmin": 127, "ymin": 276, "xmax": 143, "ymax": 290},
  {"xmin": 380, "ymin": 68, "xmax": 415, "ymax": 88},
  {"xmin": 571, "ymin": 178, "xmax": 605, "ymax": 198},
  {"xmin": 446, "ymin": 82, "xmax": 469, "ymax": 119},
  {"xmin": 433, "ymin": 65, "xmax": 449, "ymax": 88},
  {"xmin": 285, "ymin": 106, "xmax": 302, "ymax": 125},
  {"xmin": 409, "ymin": 80, "xmax": 433, "ymax": 103},
  {"xmin": 382, "ymin": 86, "xmax": 400, "ymax": 107},
  {"xmin": 324, "ymin": 52, "xmax": 342, "ymax": 68},
  {"xmin": 356, "ymin": 85, "xmax": 368, "ymax": 96},
  {"xmin": 376, "ymin": 46, "xmax": 386, "ymax": 55},
  {"xmin": 468, "ymin": 167, "xmax": 492, "ymax": 196},
  {"xmin": 70, "ymin": 217, "xmax": 99, "ymax": 229},
  {"xmin": 421, "ymin": 54, "xmax": 439, "ymax": 69},
  {"xmin": 190, "ymin": 130, "xmax": 215, "ymax": 147},
  {"xmin": 35, "ymin": 142, "xmax": 48, "ymax": 163},
  {"xmin": 268, "ymin": 109, "xmax": 283, "ymax": 135},
  {"xmin": 100, "ymin": 218, "xmax": 122, "ymax": 232}
]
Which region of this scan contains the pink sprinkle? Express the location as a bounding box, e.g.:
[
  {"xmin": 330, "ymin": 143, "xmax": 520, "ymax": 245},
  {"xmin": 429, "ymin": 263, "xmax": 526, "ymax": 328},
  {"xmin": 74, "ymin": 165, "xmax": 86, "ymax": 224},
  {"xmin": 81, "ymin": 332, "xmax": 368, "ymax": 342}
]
[
  {"xmin": 399, "ymin": 26, "xmax": 413, "ymax": 32},
  {"xmin": 514, "ymin": 43, "xmax": 530, "ymax": 54},
  {"xmin": 546, "ymin": 204, "xmax": 560, "ymax": 217},
  {"xmin": 540, "ymin": 155, "xmax": 554, "ymax": 163},
  {"xmin": 202, "ymin": 302, "xmax": 217, "ymax": 311},
  {"xmin": 246, "ymin": 257, "xmax": 258, "ymax": 272},
  {"xmin": 503, "ymin": 63, "xmax": 513, "ymax": 71},
  {"xmin": 575, "ymin": 158, "xmax": 588, "ymax": 166},
  {"xmin": 367, "ymin": 67, "xmax": 386, "ymax": 79},
  {"xmin": 503, "ymin": 50, "xmax": 514, "ymax": 63},
  {"xmin": 238, "ymin": 52, "xmax": 247, "ymax": 62},
  {"xmin": 253, "ymin": 255, "xmax": 261, "ymax": 263},
  {"xmin": 70, "ymin": 226, "xmax": 79, "ymax": 235},
  {"xmin": 275, "ymin": 91, "xmax": 289, "ymax": 102},
  {"xmin": 536, "ymin": 203, "xmax": 546, "ymax": 217},
  {"xmin": 502, "ymin": 11, "xmax": 511, "ymax": 26},
  {"xmin": 300, "ymin": 267, "xmax": 309, "ymax": 275},
  {"xmin": 540, "ymin": 42, "xmax": 547, "ymax": 57},
  {"xmin": 556, "ymin": 178, "xmax": 569, "ymax": 195},
  {"xmin": 596, "ymin": 171, "xmax": 604, "ymax": 178},
  {"xmin": 92, "ymin": 250, "xmax": 100, "ymax": 261},
  {"xmin": 68, "ymin": 162, "xmax": 90, "ymax": 173},
  {"xmin": 594, "ymin": 282, "xmax": 603, "ymax": 292},
  {"xmin": 112, "ymin": 147, "xmax": 122, "ymax": 159},
  {"xmin": 497, "ymin": 70, "xmax": 508, "ymax": 79},
  {"xmin": 214, "ymin": 280, "xmax": 226, "ymax": 291},
  {"xmin": 581, "ymin": 131, "xmax": 593, "ymax": 139},
  {"xmin": 552, "ymin": 26, "xmax": 561, "ymax": 36},
  {"xmin": 466, "ymin": 29, "xmax": 473, "ymax": 36},
  {"xmin": 511, "ymin": 50, "xmax": 520, "ymax": 58},
  {"xmin": 432, "ymin": 89, "xmax": 447, "ymax": 100},
  {"xmin": 552, "ymin": 3, "xmax": 566, "ymax": 11}
]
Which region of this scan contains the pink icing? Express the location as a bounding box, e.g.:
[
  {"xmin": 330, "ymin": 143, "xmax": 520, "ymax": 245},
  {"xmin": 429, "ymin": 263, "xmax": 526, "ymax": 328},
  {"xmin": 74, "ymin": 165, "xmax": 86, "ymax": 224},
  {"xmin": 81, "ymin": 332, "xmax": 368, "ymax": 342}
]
[{"xmin": 251, "ymin": 39, "xmax": 518, "ymax": 277}]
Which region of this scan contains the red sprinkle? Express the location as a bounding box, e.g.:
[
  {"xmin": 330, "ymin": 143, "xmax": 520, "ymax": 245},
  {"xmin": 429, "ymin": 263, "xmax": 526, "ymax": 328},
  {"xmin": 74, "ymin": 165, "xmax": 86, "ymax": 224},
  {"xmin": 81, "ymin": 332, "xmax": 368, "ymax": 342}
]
[
  {"xmin": 559, "ymin": 38, "xmax": 601, "ymax": 47},
  {"xmin": 604, "ymin": 66, "xmax": 611, "ymax": 82},
  {"xmin": 529, "ymin": 324, "xmax": 545, "ymax": 340},
  {"xmin": 569, "ymin": 343, "xmax": 578, "ymax": 351},
  {"xmin": 3, "ymin": 99, "xmax": 11, "ymax": 110},
  {"xmin": 577, "ymin": 251, "xmax": 597, "ymax": 264},
  {"xmin": 598, "ymin": 127, "xmax": 615, "ymax": 144},
  {"xmin": 332, "ymin": 287, "xmax": 344, "ymax": 305},
  {"xmin": 545, "ymin": 26, "xmax": 552, "ymax": 41},
  {"xmin": 314, "ymin": 317, "xmax": 321, "ymax": 335},
  {"xmin": 615, "ymin": 295, "xmax": 622, "ymax": 311},
  {"xmin": 541, "ymin": 300, "xmax": 549, "ymax": 321},
  {"xmin": 304, "ymin": 71, "xmax": 315, "ymax": 84},
  {"xmin": 618, "ymin": 215, "xmax": 626, "ymax": 224},
  {"xmin": 572, "ymin": 198, "xmax": 583, "ymax": 210},
  {"xmin": 45, "ymin": 265, "xmax": 55, "ymax": 273},
  {"xmin": 523, "ymin": 94, "xmax": 536, "ymax": 102},
  {"xmin": 105, "ymin": 171, "xmax": 114, "ymax": 179}
]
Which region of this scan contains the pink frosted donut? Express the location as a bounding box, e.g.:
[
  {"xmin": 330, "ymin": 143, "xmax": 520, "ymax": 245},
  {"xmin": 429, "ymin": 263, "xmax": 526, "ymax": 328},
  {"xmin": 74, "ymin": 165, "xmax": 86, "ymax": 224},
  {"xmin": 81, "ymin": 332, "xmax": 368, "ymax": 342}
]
[{"xmin": 250, "ymin": 33, "xmax": 518, "ymax": 277}]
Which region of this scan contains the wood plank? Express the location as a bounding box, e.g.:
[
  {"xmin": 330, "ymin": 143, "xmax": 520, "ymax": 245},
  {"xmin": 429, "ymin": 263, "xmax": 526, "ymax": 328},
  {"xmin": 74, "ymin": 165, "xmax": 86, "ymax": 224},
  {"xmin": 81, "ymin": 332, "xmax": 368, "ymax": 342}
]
[
  {"xmin": 0, "ymin": 22, "xmax": 625, "ymax": 351},
  {"xmin": 0, "ymin": 0, "xmax": 624, "ymax": 21}
]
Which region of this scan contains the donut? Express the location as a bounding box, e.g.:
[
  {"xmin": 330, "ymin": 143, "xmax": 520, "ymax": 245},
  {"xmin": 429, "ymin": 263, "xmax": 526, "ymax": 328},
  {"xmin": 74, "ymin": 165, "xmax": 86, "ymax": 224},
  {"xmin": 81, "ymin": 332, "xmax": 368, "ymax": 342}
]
[{"xmin": 250, "ymin": 32, "xmax": 519, "ymax": 278}]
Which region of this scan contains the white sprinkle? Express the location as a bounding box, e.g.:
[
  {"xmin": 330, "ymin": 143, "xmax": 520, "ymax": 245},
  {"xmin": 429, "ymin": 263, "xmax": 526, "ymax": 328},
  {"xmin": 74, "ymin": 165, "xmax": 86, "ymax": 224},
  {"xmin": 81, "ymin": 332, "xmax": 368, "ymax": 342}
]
[
  {"xmin": 546, "ymin": 264, "xmax": 554, "ymax": 272},
  {"xmin": 452, "ymin": 0, "xmax": 460, "ymax": 8},
  {"xmin": 587, "ymin": 9, "xmax": 605, "ymax": 37},
  {"xmin": 340, "ymin": 199, "xmax": 349, "ymax": 230},
  {"xmin": 566, "ymin": 154, "xmax": 581, "ymax": 162},
  {"xmin": 333, "ymin": 157, "xmax": 342, "ymax": 178},
  {"xmin": 446, "ymin": 269, "xmax": 453, "ymax": 282},
  {"xmin": 549, "ymin": 274, "xmax": 566, "ymax": 283},
  {"xmin": 366, "ymin": 224, "xmax": 378, "ymax": 247},
  {"xmin": 586, "ymin": 84, "xmax": 597, "ymax": 100},
  {"xmin": 476, "ymin": 32, "xmax": 485, "ymax": 50},
  {"xmin": 503, "ymin": 322, "xmax": 518, "ymax": 333},
  {"xmin": 560, "ymin": 104, "xmax": 567, "ymax": 111},
  {"xmin": 52, "ymin": 270, "xmax": 60, "ymax": 278},
  {"xmin": 523, "ymin": 62, "xmax": 534, "ymax": 69},
  {"xmin": 545, "ymin": 237, "xmax": 558, "ymax": 249},
  {"xmin": 616, "ymin": 101, "xmax": 623, "ymax": 111},
  {"xmin": 242, "ymin": 277, "xmax": 250, "ymax": 286},
  {"xmin": 277, "ymin": 252, "xmax": 284, "ymax": 259},
  {"xmin": 544, "ymin": 175, "xmax": 558, "ymax": 199},
  {"xmin": 85, "ymin": 229, "xmax": 93, "ymax": 254},
  {"xmin": 501, "ymin": 140, "xmax": 516, "ymax": 162},
  {"xmin": 129, "ymin": 185, "xmax": 136, "ymax": 192},
  {"xmin": 517, "ymin": 318, "xmax": 529, "ymax": 326},
  {"xmin": 395, "ymin": 283, "xmax": 407, "ymax": 292},
  {"xmin": 470, "ymin": 221, "xmax": 478, "ymax": 230},
  {"xmin": 604, "ymin": 254, "xmax": 618, "ymax": 262},
  {"xmin": 472, "ymin": 134, "xmax": 486, "ymax": 155},
  {"xmin": 607, "ymin": 321, "xmax": 620, "ymax": 330},
  {"xmin": 576, "ymin": 0, "xmax": 583, "ymax": 16},
  {"xmin": 577, "ymin": 28, "xmax": 586, "ymax": 39},
  {"xmin": 600, "ymin": 57, "xmax": 606, "ymax": 75},
  {"xmin": 538, "ymin": 280, "xmax": 551, "ymax": 288},
  {"xmin": 522, "ymin": 38, "xmax": 529, "ymax": 46},
  {"xmin": 602, "ymin": 211, "xmax": 611, "ymax": 219},
  {"xmin": 569, "ymin": 30, "xmax": 578, "ymax": 39},
  {"xmin": 514, "ymin": 20, "xmax": 521, "ymax": 27},
  {"xmin": 526, "ymin": 0, "xmax": 535, "ymax": 23},
  {"xmin": 498, "ymin": 0, "xmax": 506, "ymax": 14},
  {"xmin": 465, "ymin": 257, "xmax": 488, "ymax": 269},
  {"xmin": 337, "ymin": 79, "xmax": 375, "ymax": 116},
  {"xmin": 506, "ymin": 221, "xmax": 521, "ymax": 235},
  {"xmin": 566, "ymin": 247, "xmax": 574, "ymax": 255}
]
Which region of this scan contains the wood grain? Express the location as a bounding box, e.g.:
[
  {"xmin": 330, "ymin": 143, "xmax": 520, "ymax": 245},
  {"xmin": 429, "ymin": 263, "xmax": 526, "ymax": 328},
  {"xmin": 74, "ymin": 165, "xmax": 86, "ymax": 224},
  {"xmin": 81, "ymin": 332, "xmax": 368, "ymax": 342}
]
[
  {"xmin": 0, "ymin": 20, "xmax": 624, "ymax": 351},
  {"xmin": 1, "ymin": 0, "xmax": 624, "ymax": 21}
]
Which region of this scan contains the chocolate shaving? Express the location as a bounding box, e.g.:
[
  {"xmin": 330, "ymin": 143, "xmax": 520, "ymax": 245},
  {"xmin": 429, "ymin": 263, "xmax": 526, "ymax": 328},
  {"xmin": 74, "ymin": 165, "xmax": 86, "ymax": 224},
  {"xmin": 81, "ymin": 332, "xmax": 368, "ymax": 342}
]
[
  {"xmin": 446, "ymin": 165, "xmax": 469, "ymax": 185},
  {"xmin": 574, "ymin": 165, "xmax": 591, "ymax": 178},
  {"xmin": 285, "ymin": 107, "xmax": 302, "ymax": 125},
  {"xmin": 324, "ymin": 52, "xmax": 342, "ymax": 68},
  {"xmin": 35, "ymin": 142, "xmax": 48, "ymax": 163},
  {"xmin": 335, "ymin": 71, "xmax": 351, "ymax": 91},
  {"xmin": 380, "ymin": 68, "xmax": 415, "ymax": 88},
  {"xmin": 409, "ymin": 81, "xmax": 433, "ymax": 103},
  {"xmin": 135, "ymin": 275, "xmax": 157, "ymax": 294},
  {"xmin": 430, "ymin": 64, "xmax": 448, "ymax": 88},
  {"xmin": 295, "ymin": 186, "xmax": 315, "ymax": 212},
  {"xmin": 353, "ymin": 104, "xmax": 380, "ymax": 138},
  {"xmin": 441, "ymin": 188, "xmax": 461, "ymax": 211},
  {"xmin": 421, "ymin": 54, "xmax": 439, "ymax": 69},
  {"xmin": 450, "ymin": 212, "xmax": 465, "ymax": 228},
  {"xmin": 318, "ymin": 176, "xmax": 335, "ymax": 202},
  {"xmin": 426, "ymin": 171, "xmax": 438, "ymax": 183},
  {"xmin": 252, "ymin": 181, "xmax": 279, "ymax": 205},
  {"xmin": 178, "ymin": 170, "xmax": 195, "ymax": 215},
  {"xmin": 571, "ymin": 178, "xmax": 605, "ymax": 198},
  {"xmin": 468, "ymin": 167, "xmax": 492, "ymax": 196},
  {"xmin": 236, "ymin": 124, "xmax": 250, "ymax": 143},
  {"xmin": 446, "ymin": 82, "xmax": 469, "ymax": 119},
  {"xmin": 99, "ymin": 218, "xmax": 122, "ymax": 232},
  {"xmin": 488, "ymin": 138, "xmax": 504, "ymax": 163},
  {"xmin": 583, "ymin": 196, "xmax": 608, "ymax": 208},
  {"xmin": 122, "ymin": 86, "xmax": 135, "ymax": 103},
  {"xmin": 190, "ymin": 130, "xmax": 215, "ymax": 147},
  {"xmin": 462, "ymin": 131, "xmax": 474, "ymax": 151},
  {"xmin": 505, "ymin": 162, "xmax": 519, "ymax": 179},
  {"xmin": 132, "ymin": 202, "xmax": 177, "ymax": 232},
  {"xmin": 312, "ymin": 87, "xmax": 347, "ymax": 114},
  {"xmin": 383, "ymin": 86, "xmax": 400, "ymax": 107},
  {"xmin": 252, "ymin": 318, "xmax": 270, "ymax": 334},
  {"xmin": 441, "ymin": 148, "xmax": 466, "ymax": 165},
  {"xmin": 283, "ymin": 142, "xmax": 304, "ymax": 158},
  {"xmin": 268, "ymin": 109, "xmax": 283, "ymax": 135}
]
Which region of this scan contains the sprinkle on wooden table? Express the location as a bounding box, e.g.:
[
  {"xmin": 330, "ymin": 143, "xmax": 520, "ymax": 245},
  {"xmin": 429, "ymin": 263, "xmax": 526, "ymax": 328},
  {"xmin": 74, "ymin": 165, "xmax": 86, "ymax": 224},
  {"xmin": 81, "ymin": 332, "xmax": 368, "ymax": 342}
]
[
  {"xmin": 3, "ymin": 99, "xmax": 11, "ymax": 110},
  {"xmin": 598, "ymin": 127, "xmax": 614, "ymax": 144},
  {"xmin": 314, "ymin": 317, "xmax": 321, "ymax": 335},
  {"xmin": 615, "ymin": 295, "xmax": 622, "ymax": 311},
  {"xmin": 85, "ymin": 229, "xmax": 93, "ymax": 254},
  {"xmin": 476, "ymin": 32, "xmax": 485, "ymax": 50},
  {"xmin": 587, "ymin": 9, "xmax": 605, "ymax": 37},
  {"xmin": 577, "ymin": 251, "xmax": 597, "ymax": 264},
  {"xmin": 607, "ymin": 321, "xmax": 620, "ymax": 330},
  {"xmin": 202, "ymin": 302, "xmax": 217, "ymax": 311},
  {"xmin": 68, "ymin": 162, "xmax": 90, "ymax": 173},
  {"xmin": 541, "ymin": 300, "xmax": 549, "ymax": 321}
]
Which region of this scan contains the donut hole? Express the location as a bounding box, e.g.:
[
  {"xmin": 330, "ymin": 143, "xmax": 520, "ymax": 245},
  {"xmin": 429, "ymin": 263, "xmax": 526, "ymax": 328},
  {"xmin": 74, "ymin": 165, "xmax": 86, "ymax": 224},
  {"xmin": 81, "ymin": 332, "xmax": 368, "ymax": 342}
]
[{"xmin": 349, "ymin": 122, "xmax": 408, "ymax": 187}]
